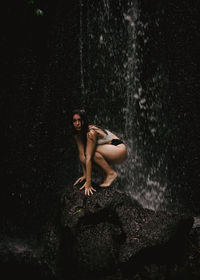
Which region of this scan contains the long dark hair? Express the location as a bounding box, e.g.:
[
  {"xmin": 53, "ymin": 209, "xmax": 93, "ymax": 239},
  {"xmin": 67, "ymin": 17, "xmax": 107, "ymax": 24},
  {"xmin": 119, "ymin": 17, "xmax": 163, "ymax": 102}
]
[
  {"xmin": 72, "ymin": 109, "xmax": 108, "ymax": 145},
  {"xmin": 72, "ymin": 109, "xmax": 89, "ymax": 138}
]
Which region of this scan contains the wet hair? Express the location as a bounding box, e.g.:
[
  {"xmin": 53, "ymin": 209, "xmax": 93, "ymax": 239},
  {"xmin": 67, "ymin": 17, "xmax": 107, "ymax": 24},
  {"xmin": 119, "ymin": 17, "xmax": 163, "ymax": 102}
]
[{"xmin": 72, "ymin": 109, "xmax": 89, "ymax": 137}]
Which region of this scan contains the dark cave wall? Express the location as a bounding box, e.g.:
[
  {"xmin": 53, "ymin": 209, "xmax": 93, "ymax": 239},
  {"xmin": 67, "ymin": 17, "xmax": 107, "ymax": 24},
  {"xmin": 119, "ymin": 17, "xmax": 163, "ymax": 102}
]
[
  {"xmin": 164, "ymin": 1, "xmax": 199, "ymax": 209},
  {"xmin": 1, "ymin": 0, "xmax": 81, "ymax": 234},
  {"xmin": 165, "ymin": 1, "xmax": 199, "ymax": 204},
  {"xmin": 139, "ymin": 0, "xmax": 199, "ymax": 211}
]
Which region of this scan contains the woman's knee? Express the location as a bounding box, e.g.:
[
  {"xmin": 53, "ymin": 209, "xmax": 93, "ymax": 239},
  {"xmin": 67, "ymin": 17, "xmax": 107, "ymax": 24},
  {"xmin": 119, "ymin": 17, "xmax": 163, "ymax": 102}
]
[{"xmin": 93, "ymin": 151, "xmax": 103, "ymax": 162}]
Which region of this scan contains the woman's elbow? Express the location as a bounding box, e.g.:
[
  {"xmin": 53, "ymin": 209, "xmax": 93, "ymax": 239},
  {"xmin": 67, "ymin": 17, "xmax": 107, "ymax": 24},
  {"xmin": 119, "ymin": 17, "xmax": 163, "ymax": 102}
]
[
  {"xmin": 85, "ymin": 155, "xmax": 92, "ymax": 163},
  {"xmin": 79, "ymin": 154, "xmax": 86, "ymax": 164}
]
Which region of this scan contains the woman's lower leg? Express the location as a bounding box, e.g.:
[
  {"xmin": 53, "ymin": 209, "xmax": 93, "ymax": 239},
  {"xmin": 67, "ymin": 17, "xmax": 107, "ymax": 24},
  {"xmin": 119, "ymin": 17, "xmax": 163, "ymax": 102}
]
[{"xmin": 93, "ymin": 152, "xmax": 118, "ymax": 187}]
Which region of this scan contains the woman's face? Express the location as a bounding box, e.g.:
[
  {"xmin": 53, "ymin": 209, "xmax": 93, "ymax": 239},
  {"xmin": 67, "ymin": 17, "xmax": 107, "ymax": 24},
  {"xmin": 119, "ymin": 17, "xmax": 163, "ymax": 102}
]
[{"xmin": 73, "ymin": 114, "xmax": 83, "ymax": 131}]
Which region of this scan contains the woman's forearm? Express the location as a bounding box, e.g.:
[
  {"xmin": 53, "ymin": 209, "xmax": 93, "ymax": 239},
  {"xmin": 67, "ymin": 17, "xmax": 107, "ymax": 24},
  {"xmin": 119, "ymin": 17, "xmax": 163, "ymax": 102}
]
[
  {"xmin": 79, "ymin": 153, "xmax": 86, "ymax": 177},
  {"xmin": 82, "ymin": 163, "xmax": 86, "ymax": 177},
  {"xmin": 86, "ymin": 159, "xmax": 92, "ymax": 183}
]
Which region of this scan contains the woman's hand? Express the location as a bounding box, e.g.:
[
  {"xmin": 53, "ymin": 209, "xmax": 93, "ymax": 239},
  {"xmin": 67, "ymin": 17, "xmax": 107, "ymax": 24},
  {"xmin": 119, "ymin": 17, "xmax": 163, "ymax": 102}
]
[
  {"xmin": 80, "ymin": 181, "xmax": 96, "ymax": 196},
  {"xmin": 88, "ymin": 125, "xmax": 96, "ymax": 130},
  {"xmin": 73, "ymin": 176, "xmax": 86, "ymax": 186}
]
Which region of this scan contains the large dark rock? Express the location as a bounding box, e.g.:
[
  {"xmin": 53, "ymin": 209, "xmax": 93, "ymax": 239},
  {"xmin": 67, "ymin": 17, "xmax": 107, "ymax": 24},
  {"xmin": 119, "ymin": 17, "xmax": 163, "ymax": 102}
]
[
  {"xmin": 60, "ymin": 182, "xmax": 194, "ymax": 277},
  {"xmin": 0, "ymin": 182, "xmax": 195, "ymax": 279}
]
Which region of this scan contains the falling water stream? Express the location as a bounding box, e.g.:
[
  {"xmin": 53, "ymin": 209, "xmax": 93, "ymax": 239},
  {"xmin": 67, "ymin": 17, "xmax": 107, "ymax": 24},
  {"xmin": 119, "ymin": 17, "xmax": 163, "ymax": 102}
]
[{"xmin": 79, "ymin": 0, "xmax": 171, "ymax": 211}]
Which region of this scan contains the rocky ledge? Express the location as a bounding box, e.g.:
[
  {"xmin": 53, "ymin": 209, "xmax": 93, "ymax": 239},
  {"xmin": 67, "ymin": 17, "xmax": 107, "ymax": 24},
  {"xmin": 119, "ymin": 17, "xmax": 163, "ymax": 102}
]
[
  {"xmin": 61, "ymin": 182, "xmax": 194, "ymax": 278},
  {"xmin": 0, "ymin": 181, "xmax": 198, "ymax": 280}
]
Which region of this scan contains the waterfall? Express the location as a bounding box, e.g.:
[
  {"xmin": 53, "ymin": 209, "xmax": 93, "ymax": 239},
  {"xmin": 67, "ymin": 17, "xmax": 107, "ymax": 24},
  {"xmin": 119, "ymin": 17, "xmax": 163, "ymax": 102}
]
[{"xmin": 80, "ymin": 0, "xmax": 170, "ymax": 211}]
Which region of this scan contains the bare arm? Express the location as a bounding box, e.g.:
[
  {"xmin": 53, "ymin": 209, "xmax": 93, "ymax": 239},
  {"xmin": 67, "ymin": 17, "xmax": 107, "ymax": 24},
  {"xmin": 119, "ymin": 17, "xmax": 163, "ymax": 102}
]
[
  {"xmin": 80, "ymin": 130, "xmax": 97, "ymax": 195},
  {"xmin": 85, "ymin": 130, "xmax": 97, "ymax": 183},
  {"xmin": 73, "ymin": 135, "xmax": 86, "ymax": 185}
]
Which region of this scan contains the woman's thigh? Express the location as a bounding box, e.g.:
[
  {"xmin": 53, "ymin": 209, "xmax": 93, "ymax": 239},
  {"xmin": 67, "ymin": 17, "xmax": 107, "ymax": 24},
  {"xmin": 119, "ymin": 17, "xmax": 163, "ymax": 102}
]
[{"xmin": 96, "ymin": 144, "xmax": 128, "ymax": 164}]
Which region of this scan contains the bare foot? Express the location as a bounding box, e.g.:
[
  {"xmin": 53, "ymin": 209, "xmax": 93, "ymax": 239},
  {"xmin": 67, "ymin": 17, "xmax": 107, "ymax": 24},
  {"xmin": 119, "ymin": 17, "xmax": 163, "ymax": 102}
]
[{"xmin": 99, "ymin": 171, "xmax": 118, "ymax": 187}]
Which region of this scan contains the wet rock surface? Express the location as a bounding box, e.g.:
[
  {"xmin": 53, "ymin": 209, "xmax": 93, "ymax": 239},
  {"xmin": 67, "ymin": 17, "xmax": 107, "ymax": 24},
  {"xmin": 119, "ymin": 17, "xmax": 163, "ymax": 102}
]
[
  {"xmin": 0, "ymin": 183, "xmax": 199, "ymax": 279},
  {"xmin": 61, "ymin": 182, "xmax": 194, "ymax": 278}
]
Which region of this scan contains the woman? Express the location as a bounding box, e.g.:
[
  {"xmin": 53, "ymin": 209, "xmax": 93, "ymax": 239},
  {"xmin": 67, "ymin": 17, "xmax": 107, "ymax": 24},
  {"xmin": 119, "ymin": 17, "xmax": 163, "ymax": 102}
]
[{"xmin": 72, "ymin": 109, "xmax": 128, "ymax": 196}]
